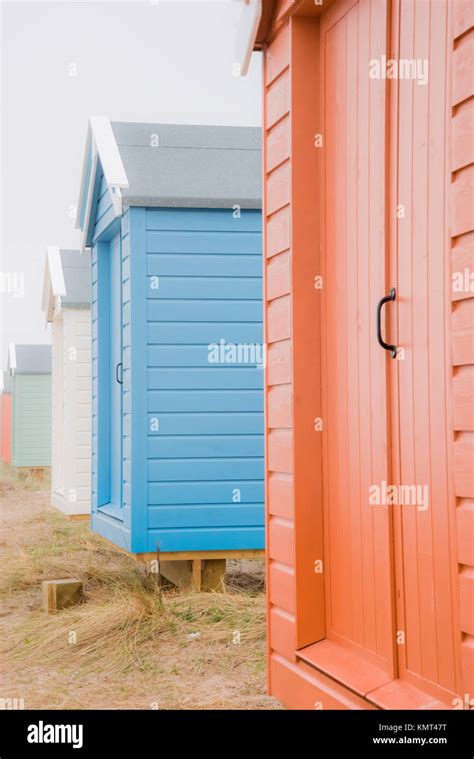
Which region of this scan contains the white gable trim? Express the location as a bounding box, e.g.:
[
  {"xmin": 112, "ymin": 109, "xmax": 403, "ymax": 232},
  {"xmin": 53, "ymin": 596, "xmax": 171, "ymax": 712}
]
[
  {"xmin": 235, "ymin": 0, "xmax": 262, "ymax": 76},
  {"xmin": 77, "ymin": 115, "xmax": 130, "ymax": 253},
  {"xmin": 42, "ymin": 246, "xmax": 66, "ymax": 322},
  {"xmin": 89, "ymin": 116, "xmax": 128, "ymax": 189}
]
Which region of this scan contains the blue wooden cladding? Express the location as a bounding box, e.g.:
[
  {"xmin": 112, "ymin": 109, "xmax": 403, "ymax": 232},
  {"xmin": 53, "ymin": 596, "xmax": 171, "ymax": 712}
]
[{"xmin": 81, "ymin": 121, "xmax": 264, "ymax": 555}]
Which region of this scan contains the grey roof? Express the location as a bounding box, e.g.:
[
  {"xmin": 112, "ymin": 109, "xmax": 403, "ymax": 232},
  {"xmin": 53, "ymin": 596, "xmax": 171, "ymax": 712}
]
[
  {"xmin": 2, "ymin": 372, "xmax": 12, "ymax": 393},
  {"xmin": 110, "ymin": 122, "xmax": 262, "ymax": 209},
  {"xmin": 14, "ymin": 345, "xmax": 51, "ymax": 374},
  {"xmin": 60, "ymin": 249, "xmax": 91, "ymax": 307}
]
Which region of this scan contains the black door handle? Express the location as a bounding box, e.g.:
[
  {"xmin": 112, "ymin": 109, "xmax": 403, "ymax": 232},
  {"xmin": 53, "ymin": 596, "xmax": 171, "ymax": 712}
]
[
  {"xmin": 377, "ymin": 288, "xmax": 397, "ymax": 358},
  {"xmin": 116, "ymin": 362, "xmax": 123, "ymax": 384}
]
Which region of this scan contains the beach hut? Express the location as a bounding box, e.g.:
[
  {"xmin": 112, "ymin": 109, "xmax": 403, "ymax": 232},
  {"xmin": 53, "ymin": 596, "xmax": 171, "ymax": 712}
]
[
  {"xmin": 228, "ymin": 0, "xmax": 474, "ymax": 709},
  {"xmin": 0, "ymin": 372, "xmax": 12, "ymax": 463},
  {"xmin": 77, "ymin": 118, "xmax": 264, "ymax": 588},
  {"xmin": 8, "ymin": 344, "xmax": 52, "ymax": 470},
  {"xmin": 42, "ymin": 248, "xmax": 92, "ymax": 516}
]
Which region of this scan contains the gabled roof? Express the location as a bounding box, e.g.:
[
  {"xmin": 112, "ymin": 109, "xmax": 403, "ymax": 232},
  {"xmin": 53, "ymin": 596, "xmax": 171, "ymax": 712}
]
[
  {"xmin": 77, "ymin": 117, "xmax": 262, "ymax": 251},
  {"xmin": 42, "ymin": 247, "xmax": 91, "ymax": 321},
  {"xmin": 8, "ymin": 344, "xmax": 51, "ymax": 375}
]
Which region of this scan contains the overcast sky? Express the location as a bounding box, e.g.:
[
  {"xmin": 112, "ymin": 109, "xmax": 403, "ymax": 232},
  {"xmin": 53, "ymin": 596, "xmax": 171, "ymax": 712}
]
[{"xmin": 0, "ymin": 0, "xmax": 262, "ymax": 370}]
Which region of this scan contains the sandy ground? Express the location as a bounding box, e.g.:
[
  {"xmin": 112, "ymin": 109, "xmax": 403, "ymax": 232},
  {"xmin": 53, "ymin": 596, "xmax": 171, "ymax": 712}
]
[{"xmin": 0, "ymin": 476, "xmax": 281, "ymax": 710}]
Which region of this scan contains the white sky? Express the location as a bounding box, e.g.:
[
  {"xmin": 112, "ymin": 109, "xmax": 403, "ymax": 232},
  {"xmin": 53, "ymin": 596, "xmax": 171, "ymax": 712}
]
[{"xmin": 0, "ymin": 0, "xmax": 262, "ymax": 370}]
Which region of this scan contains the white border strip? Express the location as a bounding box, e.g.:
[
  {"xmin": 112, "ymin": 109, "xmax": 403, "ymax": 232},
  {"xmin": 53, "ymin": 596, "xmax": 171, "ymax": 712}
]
[{"xmin": 235, "ymin": 0, "xmax": 262, "ymax": 76}]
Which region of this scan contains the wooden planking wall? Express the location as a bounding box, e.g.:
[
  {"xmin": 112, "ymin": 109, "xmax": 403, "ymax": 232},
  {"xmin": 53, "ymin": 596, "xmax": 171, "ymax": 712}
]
[
  {"xmin": 265, "ymin": 22, "xmax": 296, "ymax": 674},
  {"xmin": 62, "ymin": 309, "xmax": 92, "ymax": 513},
  {"xmin": 264, "ymin": 10, "xmax": 325, "ymax": 693},
  {"xmin": 144, "ymin": 207, "xmax": 264, "ymax": 554},
  {"xmin": 51, "ymin": 318, "xmax": 63, "ymax": 494},
  {"xmin": 451, "ymin": 0, "xmax": 474, "ymax": 698},
  {"xmin": 12, "ymin": 375, "xmax": 51, "ymax": 467}
]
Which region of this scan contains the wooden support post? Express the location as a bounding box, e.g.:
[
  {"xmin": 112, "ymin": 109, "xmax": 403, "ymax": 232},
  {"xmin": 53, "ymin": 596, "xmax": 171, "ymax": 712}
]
[
  {"xmin": 157, "ymin": 558, "xmax": 227, "ymax": 592},
  {"xmin": 200, "ymin": 559, "xmax": 226, "ymax": 592},
  {"xmin": 42, "ymin": 579, "xmax": 83, "ymax": 613}
]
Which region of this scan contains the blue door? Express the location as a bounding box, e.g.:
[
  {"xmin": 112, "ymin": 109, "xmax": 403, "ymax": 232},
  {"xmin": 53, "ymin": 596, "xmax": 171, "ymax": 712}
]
[{"xmin": 109, "ymin": 232, "xmax": 123, "ymax": 510}]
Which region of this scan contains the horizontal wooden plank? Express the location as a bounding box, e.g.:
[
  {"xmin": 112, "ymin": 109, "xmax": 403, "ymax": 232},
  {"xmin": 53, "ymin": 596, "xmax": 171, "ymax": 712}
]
[
  {"xmin": 268, "ymin": 515, "xmax": 295, "ymax": 565},
  {"xmin": 266, "ymin": 115, "xmax": 291, "ymax": 172},
  {"xmin": 451, "ymin": 165, "xmax": 474, "ymax": 238},
  {"xmin": 452, "ymin": 298, "xmax": 474, "ymax": 364},
  {"xmin": 146, "ymin": 253, "xmax": 262, "ymax": 278},
  {"xmin": 453, "ymin": 365, "xmax": 474, "ymax": 430},
  {"xmin": 146, "ymin": 411, "xmax": 263, "ymax": 435},
  {"xmin": 267, "ymin": 251, "xmax": 291, "ymax": 300},
  {"xmin": 135, "ymin": 549, "xmax": 264, "ymax": 562},
  {"xmin": 267, "ymin": 295, "xmax": 291, "ymax": 343},
  {"xmin": 147, "ymin": 504, "xmax": 263, "ymax": 530},
  {"xmin": 454, "ymin": 432, "xmax": 474, "ymax": 497},
  {"xmin": 270, "ymin": 606, "xmax": 297, "ymax": 661},
  {"xmin": 268, "ymin": 472, "xmax": 293, "ymax": 519},
  {"xmin": 148, "ymin": 480, "xmax": 264, "ymax": 505},
  {"xmin": 148, "ymin": 434, "xmax": 264, "ymax": 459},
  {"xmin": 266, "ymin": 69, "xmax": 290, "ymax": 129},
  {"xmin": 147, "ymin": 299, "xmax": 263, "ymax": 323},
  {"xmin": 145, "ymin": 208, "xmax": 261, "ymax": 232},
  {"xmin": 459, "ymin": 566, "xmax": 474, "ymax": 635},
  {"xmin": 266, "ymin": 162, "xmax": 291, "ymax": 215},
  {"xmin": 267, "ymin": 383, "xmax": 292, "ymax": 428},
  {"xmin": 265, "ymin": 25, "xmax": 290, "ymax": 86},
  {"xmin": 452, "ymin": 37, "xmax": 474, "ymax": 106},
  {"xmin": 146, "ymin": 230, "xmax": 262, "ymax": 255},
  {"xmin": 267, "ymin": 339, "xmax": 291, "ymax": 385},
  {"xmin": 146, "ymin": 276, "xmax": 262, "ymax": 301},
  {"xmin": 148, "ymin": 457, "xmax": 264, "ymax": 482},
  {"xmin": 266, "ymin": 205, "xmax": 291, "ymax": 258},
  {"xmin": 269, "ymin": 560, "xmax": 296, "ymax": 614},
  {"xmin": 269, "ymin": 654, "xmax": 377, "ymax": 710},
  {"xmin": 268, "ymin": 428, "xmax": 293, "ymax": 473},
  {"xmin": 148, "ymin": 345, "xmax": 263, "ymax": 368},
  {"xmin": 456, "ymin": 500, "xmax": 474, "ymax": 566},
  {"xmin": 452, "ymin": 0, "xmax": 474, "ymax": 41},
  {"xmin": 147, "ymin": 322, "xmax": 263, "ymax": 345},
  {"xmin": 148, "ymin": 389, "xmax": 263, "ymax": 413},
  {"xmin": 452, "ymin": 232, "xmax": 474, "ymax": 302},
  {"xmin": 452, "ymin": 100, "xmax": 474, "ymax": 172},
  {"xmin": 145, "ymin": 526, "xmax": 264, "ymax": 553}
]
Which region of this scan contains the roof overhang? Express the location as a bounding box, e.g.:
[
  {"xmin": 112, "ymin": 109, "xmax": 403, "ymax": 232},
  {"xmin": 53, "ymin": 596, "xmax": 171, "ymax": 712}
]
[
  {"xmin": 235, "ymin": 0, "xmax": 263, "ymax": 75},
  {"xmin": 42, "ymin": 246, "xmax": 67, "ymax": 322},
  {"xmin": 238, "ymin": 0, "xmax": 331, "ymax": 63},
  {"xmin": 76, "ymin": 115, "xmax": 129, "ymax": 253}
]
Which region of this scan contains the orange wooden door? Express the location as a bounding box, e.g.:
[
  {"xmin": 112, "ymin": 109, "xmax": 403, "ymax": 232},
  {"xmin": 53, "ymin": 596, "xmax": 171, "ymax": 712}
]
[
  {"xmin": 318, "ymin": 0, "xmax": 396, "ymax": 687},
  {"xmin": 308, "ymin": 0, "xmax": 460, "ymax": 706},
  {"xmin": 388, "ymin": 0, "xmax": 461, "ymax": 703}
]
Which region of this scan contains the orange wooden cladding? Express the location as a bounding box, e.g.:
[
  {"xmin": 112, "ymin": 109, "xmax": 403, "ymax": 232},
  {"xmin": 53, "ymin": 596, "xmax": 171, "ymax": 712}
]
[{"xmin": 259, "ymin": 0, "xmax": 474, "ymax": 709}]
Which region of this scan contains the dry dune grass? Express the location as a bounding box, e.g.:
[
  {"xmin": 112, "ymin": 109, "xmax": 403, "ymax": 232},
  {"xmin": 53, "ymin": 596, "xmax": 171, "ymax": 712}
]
[{"xmin": 0, "ymin": 464, "xmax": 279, "ymax": 710}]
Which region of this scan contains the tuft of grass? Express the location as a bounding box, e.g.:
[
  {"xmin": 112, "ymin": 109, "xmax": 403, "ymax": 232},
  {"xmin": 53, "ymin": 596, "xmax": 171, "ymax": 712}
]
[
  {"xmin": 0, "ymin": 472, "xmax": 274, "ymax": 709},
  {"xmin": 0, "ymin": 500, "xmax": 266, "ymax": 682},
  {"xmin": 0, "ymin": 462, "xmax": 50, "ymax": 496}
]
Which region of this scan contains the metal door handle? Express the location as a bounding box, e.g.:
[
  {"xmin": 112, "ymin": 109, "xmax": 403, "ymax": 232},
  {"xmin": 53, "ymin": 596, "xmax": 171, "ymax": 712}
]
[
  {"xmin": 376, "ymin": 288, "xmax": 397, "ymax": 358},
  {"xmin": 116, "ymin": 362, "xmax": 123, "ymax": 384}
]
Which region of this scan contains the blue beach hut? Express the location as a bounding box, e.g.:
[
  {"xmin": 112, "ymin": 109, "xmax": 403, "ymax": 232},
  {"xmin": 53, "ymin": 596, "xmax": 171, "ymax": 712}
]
[{"xmin": 77, "ymin": 117, "xmax": 264, "ymax": 586}]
